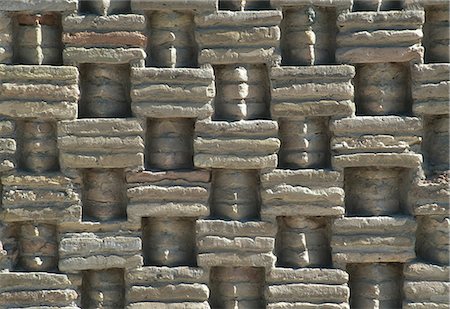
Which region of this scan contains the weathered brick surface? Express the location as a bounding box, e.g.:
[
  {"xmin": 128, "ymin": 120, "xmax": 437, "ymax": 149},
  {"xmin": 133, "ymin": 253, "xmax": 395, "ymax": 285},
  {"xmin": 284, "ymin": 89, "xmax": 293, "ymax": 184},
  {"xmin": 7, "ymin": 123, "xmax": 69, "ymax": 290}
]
[{"xmin": 0, "ymin": 0, "xmax": 448, "ymax": 308}]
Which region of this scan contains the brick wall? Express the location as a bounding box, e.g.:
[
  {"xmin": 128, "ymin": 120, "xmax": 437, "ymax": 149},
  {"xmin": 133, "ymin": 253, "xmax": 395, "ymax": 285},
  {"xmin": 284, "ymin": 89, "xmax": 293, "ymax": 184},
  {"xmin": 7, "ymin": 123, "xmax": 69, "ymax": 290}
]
[{"xmin": 0, "ymin": 0, "xmax": 448, "ymax": 308}]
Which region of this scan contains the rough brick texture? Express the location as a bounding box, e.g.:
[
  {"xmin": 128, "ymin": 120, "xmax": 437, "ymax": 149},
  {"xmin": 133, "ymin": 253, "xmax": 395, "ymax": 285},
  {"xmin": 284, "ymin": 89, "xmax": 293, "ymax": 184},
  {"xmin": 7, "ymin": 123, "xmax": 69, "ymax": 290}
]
[{"xmin": 0, "ymin": 0, "xmax": 448, "ymax": 308}]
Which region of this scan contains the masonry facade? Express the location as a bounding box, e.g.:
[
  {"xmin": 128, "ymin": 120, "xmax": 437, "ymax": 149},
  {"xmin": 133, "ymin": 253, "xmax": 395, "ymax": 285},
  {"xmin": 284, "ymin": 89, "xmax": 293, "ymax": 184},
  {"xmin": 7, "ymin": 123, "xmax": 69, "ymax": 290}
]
[{"xmin": 0, "ymin": 0, "xmax": 448, "ymax": 308}]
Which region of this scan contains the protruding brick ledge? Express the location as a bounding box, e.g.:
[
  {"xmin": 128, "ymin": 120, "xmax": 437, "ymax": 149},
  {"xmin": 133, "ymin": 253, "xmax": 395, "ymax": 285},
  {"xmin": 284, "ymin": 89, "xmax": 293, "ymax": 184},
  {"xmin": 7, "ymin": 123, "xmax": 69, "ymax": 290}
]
[
  {"xmin": 57, "ymin": 118, "xmax": 145, "ymax": 171},
  {"xmin": 261, "ymin": 169, "xmax": 345, "ymax": 219},
  {"xmin": 331, "ymin": 216, "xmax": 417, "ymax": 267},
  {"xmin": 130, "ymin": 67, "xmax": 215, "ymax": 119},
  {"xmin": 126, "ymin": 266, "xmax": 209, "ymax": 308},
  {"xmin": 330, "ymin": 116, "xmax": 423, "ymax": 170},
  {"xmin": 266, "ymin": 268, "xmax": 350, "ymax": 309},
  {"xmin": 195, "ymin": 10, "xmax": 282, "ymax": 65},
  {"xmin": 336, "ymin": 10, "xmax": 425, "ymax": 64},
  {"xmin": 196, "ymin": 219, "xmax": 276, "ymax": 269},
  {"xmin": 1, "ymin": 173, "xmax": 81, "ymax": 223},
  {"xmin": 0, "ymin": 272, "xmax": 78, "ymax": 308},
  {"xmin": 62, "ymin": 13, "xmax": 146, "ymax": 67},
  {"xmin": 194, "ymin": 119, "xmax": 280, "ymax": 169},
  {"xmin": 403, "ymin": 262, "xmax": 450, "ymax": 309},
  {"xmin": 126, "ymin": 170, "xmax": 210, "ymax": 223},
  {"xmin": 59, "ymin": 230, "xmax": 142, "ymax": 272},
  {"xmin": 0, "ymin": 0, "xmax": 77, "ymax": 13},
  {"xmin": 0, "ymin": 64, "xmax": 79, "ymax": 120},
  {"xmin": 411, "ymin": 64, "xmax": 449, "ymax": 115},
  {"xmin": 270, "ymin": 65, "xmax": 355, "ymax": 118}
]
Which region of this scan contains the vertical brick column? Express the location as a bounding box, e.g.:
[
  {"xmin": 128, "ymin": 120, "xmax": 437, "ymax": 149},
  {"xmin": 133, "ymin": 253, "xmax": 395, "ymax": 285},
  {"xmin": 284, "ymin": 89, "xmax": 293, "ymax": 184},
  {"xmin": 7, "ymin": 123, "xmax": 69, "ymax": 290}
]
[
  {"xmin": 343, "ymin": 167, "xmax": 407, "ymax": 307},
  {"xmin": 76, "ymin": 50, "xmax": 132, "ymax": 223},
  {"xmin": 147, "ymin": 10, "xmax": 197, "ymax": 68},
  {"xmin": 404, "ymin": 3, "xmax": 450, "ymax": 305},
  {"xmin": 333, "ymin": 4, "xmax": 425, "ymax": 308},
  {"xmin": 126, "ymin": 2, "xmax": 215, "ymax": 306},
  {"xmin": 264, "ymin": 9, "xmax": 354, "ymax": 299},
  {"xmin": 210, "ymin": 63, "xmax": 269, "ymax": 222},
  {"xmin": 0, "ymin": 2, "xmax": 82, "ymax": 307},
  {"xmin": 0, "ymin": 64, "xmax": 80, "ymax": 276},
  {"xmin": 194, "ymin": 7, "xmax": 282, "ymax": 307},
  {"xmin": 77, "ymin": 61, "xmax": 131, "ymax": 224},
  {"xmin": 58, "ymin": 4, "xmax": 147, "ymax": 307},
  {"xmin": 138, "ymin": 8, "xmax": 200, "ymax": 269},
  {"xmin": 8, "ymin": 11, "xmax": 64, "ymax": 273},
  {"xmin": 206, "ymin": 64, "xmax": 270, "ymax": 307},
  {"xmin": 12, "ymin": 16, "xmax": 61, "ymax": 269}
]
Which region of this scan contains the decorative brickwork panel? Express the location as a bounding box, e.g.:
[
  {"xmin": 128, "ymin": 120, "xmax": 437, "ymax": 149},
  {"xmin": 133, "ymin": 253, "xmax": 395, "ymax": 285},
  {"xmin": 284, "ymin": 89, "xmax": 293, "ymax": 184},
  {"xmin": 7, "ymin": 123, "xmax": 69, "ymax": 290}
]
[{"xmin": 0, "ymin": 0, "xmax": 448, "ymax": 308}]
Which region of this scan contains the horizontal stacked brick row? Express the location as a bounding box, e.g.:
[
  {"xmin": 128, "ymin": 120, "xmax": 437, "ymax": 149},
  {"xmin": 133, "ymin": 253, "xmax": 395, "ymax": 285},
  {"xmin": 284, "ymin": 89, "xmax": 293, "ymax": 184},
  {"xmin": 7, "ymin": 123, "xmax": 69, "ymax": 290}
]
[{"xmin": 0, "ymin": 0, "xmax": 448, "ymax": 308}]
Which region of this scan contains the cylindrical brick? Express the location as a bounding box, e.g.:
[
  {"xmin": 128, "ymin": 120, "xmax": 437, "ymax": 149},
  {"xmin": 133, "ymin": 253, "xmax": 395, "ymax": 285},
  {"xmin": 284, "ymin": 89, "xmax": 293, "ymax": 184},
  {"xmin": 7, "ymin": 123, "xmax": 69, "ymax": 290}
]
[
  {"xmin": 424, "ymin": 4, "xmax": 449, "ymax": 63},
  {"xmin": 18, "ymin": 120, "xmax": 59, "ymax": 173},
  {"xmin": 82, "ymin": 169, "xmax": 127, "ymax": 222},
  {"xmin": 82, "ymin": 269, "xmax": 125, "ymax": 308},
  {"xmin": 278, "ymin": 117, "xmax": 329, "ymax": 169},
  {"xmin": 142, "ymin": 217, "xmax": 196, "ymax": 267},
  {"xmin": 14, "ymin": 22, "xmax": 43, "ymax": 65},
  {"xmin": 352, "ymin": 0, "xmax": 403, "ymax": 11},
  {"xmin": 214, "ymin": 64, "xmax": 270, "ymax": 121},
  {"xmin": 40, "ymin": 22, "xmax": 62, "ymax": 65},
  {"xmin": 276, "ymin": 216, "xmax": 331, "ymax": 268},
  {"xmin": 79, "ymin": 0, "xmax": 130, "ymax": 15},
  {"xmin": 356, "ymin": 63, "xmax": 411, "ymax": 116},
  {"xmin": 146, "ymin": 118, "xmax": 194, "ymax": 170},
  {"xmin": 281, "ymin": 6, "xmax": 336, "ymax": 65},
  {"xmin": 211, "ymin": 169, "xmax": 260, "ymax": 221},
  {"xmin": 416, "ymin": 215, "xmax": 449, "ymax": 266},
  {"xmin": 13, "ymin": 13, "xmax": 62, "ymax": 65},
  {"xmin": 218, "ymin": 0, "xmax": 271, "ymax": 10},
  {"xmin": 348, "ymin": 263, "xmax": 403, "ymax": 309},
  {"xmin": 424, "ymin": 114, "xmax": 449, "ymax": 174},
  {"xmin": 18, "ymin": 222, "xmax": 58, "ymax": 271},
  {"xmin": 147, "ymin": 11, "xmax": 197, "ymax": 68},
  {"xmin": 210, "ymin": 267, "xmax": 265, "ymax": 309},
  {"xmin": 79, "ymin": 63, "xmax": 131, "ymax": 118},
  {"xmin": 345, "ymin": 167, "xmax": 401, "ymax": 216}
]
